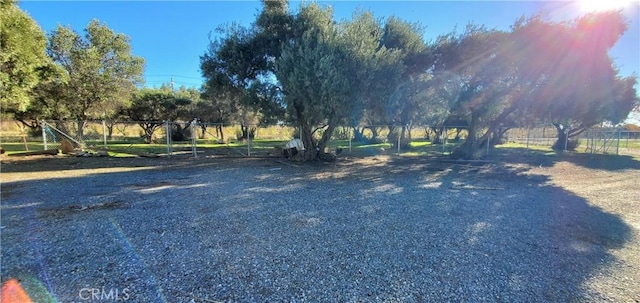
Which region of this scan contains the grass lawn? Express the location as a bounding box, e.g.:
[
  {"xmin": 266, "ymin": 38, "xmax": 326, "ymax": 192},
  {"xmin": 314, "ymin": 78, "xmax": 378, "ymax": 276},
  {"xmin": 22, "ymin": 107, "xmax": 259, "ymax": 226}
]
[{"xmin": 3, "ymin": 136, "xmax": 639, "ymax": 160}]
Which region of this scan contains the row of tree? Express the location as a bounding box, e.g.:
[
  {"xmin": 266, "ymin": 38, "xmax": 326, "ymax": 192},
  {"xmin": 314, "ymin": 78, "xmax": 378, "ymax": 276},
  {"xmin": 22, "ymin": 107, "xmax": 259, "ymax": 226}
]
[
  {"xmin": 200, "ymin": 0, "xmax": 639, "ymax": 159},
  {"xmin": 2, "ymin": 0, "xmax": 638, "ymax": 159},
  {"xmin": 2, "ymin": 0, "xmax": 230, "ymax": 143}
]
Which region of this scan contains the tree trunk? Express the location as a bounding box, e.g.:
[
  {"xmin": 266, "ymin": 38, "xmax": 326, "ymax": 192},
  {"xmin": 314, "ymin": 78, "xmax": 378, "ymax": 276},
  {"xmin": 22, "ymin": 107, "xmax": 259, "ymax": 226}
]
[
  {"xmin": 317, "ymin": 124, "xmax": 336, "ymax": 155},
  {"xmin": 55, "ymin": 121, "xmax": 71, "ymax": 138},
  {"xmin": 76, "ymin": 120, "xmax": 85, "ymax": 142},
  {"xmin": 239, "ymin": 124, "xmax": 255, "ymax": 140},
  {"xmin": 144, "ymin": 127, "xmax": 154, "ymax": 144},
  {"xmin": 399, "ymin": 124, "xmax": 408, "ymax": 148},
  {"xmin": 370, "ymin": 126, "xmax": 379, "ymax": 139},
  {"xmin": 217, "ymin": 125, "xmax": 224, "ymax": 142},
  {"xmin": 199, "ymin": 124, "xmax": 207, "ymax": 139},
  {"xmin": 490, "ymin": 127, "xmax": 509, "ymax": 146},
  {"xmin": 352, "ymin": 126, "xmax": 365, "ymax": 142},
  {"xmin": 451, "ymin": 113, "xmax": 481, "ymax": 159},
  {"xmin": 139, "ymin": 122, "xmax": 160, "ymax": 144},
  {"xmin": 299, "ymin": 122, "xmax": 316, "ymax": 161},
  {"xmin": 454, "ymin": 128, "xmax": 463, "ymax": 142},
  {"xmin": 552, "ymin": 123, "xmax": 571, "ymax": 151},
  {"xmin": 16, "ymin": 119, "xmax": 41, "ymax": 137},
  {"xmin": 105, "ymin": 121, "xmax": 115, "ymax": 141},
  {"xmin": 386, "ymin": 125, "xmax": 397, "ymax": 143},
  {"xmin": 431, "ymin": 127, "xmax": 443, "ymax": 144}
]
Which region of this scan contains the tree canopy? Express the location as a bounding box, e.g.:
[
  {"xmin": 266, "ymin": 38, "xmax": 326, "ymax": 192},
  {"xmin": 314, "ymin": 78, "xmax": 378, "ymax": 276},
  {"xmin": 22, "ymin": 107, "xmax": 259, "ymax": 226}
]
[
  {"xmin": 200, "ymin": 1, "xmax": 638, "ymax": 160},
  {"xmin": 46, "ymin": 19, "xmax": 145, "ymax": 122},
  {"xmin": 0, "ymin": 0, "xmax": 49, "ymax": 113}
]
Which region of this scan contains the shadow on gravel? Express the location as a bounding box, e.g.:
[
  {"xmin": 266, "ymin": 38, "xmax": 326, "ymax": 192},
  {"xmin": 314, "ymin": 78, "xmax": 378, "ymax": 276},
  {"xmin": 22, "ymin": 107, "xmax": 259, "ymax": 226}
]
[
  {"xmin": 490, "ymin": 147, "xmax": 640, "ymax": 171},
  {"xmin": 0, "ymin": 155, "xmax": 635, "ymax": 302},
  {"xmin": 0, "ymin": 155, "xmax": 170, "ymax": 173},
  {"xmin": 0, "ymin": 154, "xmax": 253, "ymax": 174}
]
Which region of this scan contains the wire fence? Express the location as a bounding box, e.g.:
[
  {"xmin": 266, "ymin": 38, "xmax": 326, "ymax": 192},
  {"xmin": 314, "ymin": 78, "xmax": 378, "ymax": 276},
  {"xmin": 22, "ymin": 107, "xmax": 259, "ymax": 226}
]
[
  {"xmin": 1, "ymin": 120, "xmax": 639, "ymax": 158},
  {"xmin": 505, "ymin": 127, "xmax": 640, "ymax": 157}
]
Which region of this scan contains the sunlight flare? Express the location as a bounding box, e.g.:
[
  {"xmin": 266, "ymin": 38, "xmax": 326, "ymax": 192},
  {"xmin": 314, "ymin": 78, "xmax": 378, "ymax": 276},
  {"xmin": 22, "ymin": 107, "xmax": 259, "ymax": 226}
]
[{"xmin": 577, "ymin": 0, "xmax": 637, "ymax": 13}]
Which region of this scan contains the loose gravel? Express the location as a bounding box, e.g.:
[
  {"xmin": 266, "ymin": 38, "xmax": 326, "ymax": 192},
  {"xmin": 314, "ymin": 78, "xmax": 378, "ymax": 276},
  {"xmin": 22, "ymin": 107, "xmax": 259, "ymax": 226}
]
[{"xmin": 1, "ymin": 155, "xmax": 638, "ymax": 302}]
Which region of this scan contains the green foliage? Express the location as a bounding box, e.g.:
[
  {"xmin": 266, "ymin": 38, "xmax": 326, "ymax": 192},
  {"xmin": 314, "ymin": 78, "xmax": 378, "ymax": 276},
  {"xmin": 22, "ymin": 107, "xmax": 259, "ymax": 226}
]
[
  {"xmin": 201, "ymin": 2, "xmax": 637, "ymax": 160},
  {"xmin": 275, "ymin": 4, "xmax": 406, "ymax": 158},
  {"xmin": 242, "ymin": 81, "xmax": 286, "ymax": 125},
  {"xmin": 14, "ymin": 62, "xmax": 70, "ymax": 124},
  {"xmin": 44, "ymin": 19, "xmax": 145, "ymax": 121},
  {"xmin": 387, "ymin": 73, "xmax": 451, "ymax": 126},
  {"xmin": 127, "ymin": 88, "xmax": 192, "ymax": 122},
  {"xmin": 381, "ymin": 17, "xmax": 430, "ymax": 76},
  {"xmin": 0, "ymin": 0, "xmax": 49, "ymax": 113},
  {"xmin": 126, "ymin": 88, "xmax": 190, "ymax": 143},
  {"xmin": 511, "ymin": 12, "xmax": 637, "ymax": 151},
  {"xmin": 200, "ymin": 15, "xmax": 287, "ymax": 128}
]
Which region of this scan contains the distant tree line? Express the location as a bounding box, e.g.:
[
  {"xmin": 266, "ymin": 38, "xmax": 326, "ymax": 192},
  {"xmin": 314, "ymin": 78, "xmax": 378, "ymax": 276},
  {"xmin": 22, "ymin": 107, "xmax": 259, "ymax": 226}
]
[{"xmin": 2, "ymin": 0, "xmax": 638, "ymax": 159}]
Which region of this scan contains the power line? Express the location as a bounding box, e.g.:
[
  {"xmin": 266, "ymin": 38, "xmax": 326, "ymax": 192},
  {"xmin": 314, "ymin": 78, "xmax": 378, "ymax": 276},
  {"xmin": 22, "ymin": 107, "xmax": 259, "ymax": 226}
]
[
  {"xmin": 145, "ymin": 81, "xmax": 202, "ymax": 85},
  {"xmin": 146, "ymin": 74, "xmax": 203, "ymax": 80}
]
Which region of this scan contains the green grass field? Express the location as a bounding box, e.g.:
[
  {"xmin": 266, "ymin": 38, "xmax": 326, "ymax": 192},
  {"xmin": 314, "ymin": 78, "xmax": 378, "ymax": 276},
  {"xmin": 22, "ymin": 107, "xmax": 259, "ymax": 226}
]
[{"xmin": 3, "ymin": 135, "xmax": 639, "ymax": 159}]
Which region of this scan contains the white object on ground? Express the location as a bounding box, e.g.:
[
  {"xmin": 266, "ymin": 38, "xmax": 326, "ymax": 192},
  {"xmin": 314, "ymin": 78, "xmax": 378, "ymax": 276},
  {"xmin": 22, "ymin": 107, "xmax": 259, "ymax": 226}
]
[{"xmin": 285, "ymin": 138, "xmax": 305, "ymax": 151}]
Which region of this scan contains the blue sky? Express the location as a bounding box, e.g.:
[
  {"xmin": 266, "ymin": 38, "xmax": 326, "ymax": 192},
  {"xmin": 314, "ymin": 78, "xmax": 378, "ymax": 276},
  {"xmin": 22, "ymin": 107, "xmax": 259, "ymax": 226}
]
[{"xmin": 19, "ymin": 1, "xmax": 640, "ymax": 90}]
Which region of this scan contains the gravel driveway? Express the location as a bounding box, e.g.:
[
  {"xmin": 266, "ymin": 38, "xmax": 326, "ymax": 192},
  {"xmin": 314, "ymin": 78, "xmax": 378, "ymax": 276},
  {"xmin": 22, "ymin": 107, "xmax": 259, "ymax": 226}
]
[{"xmin": 1, "ymin": 155, "xmax": 639, "ymax": 302}]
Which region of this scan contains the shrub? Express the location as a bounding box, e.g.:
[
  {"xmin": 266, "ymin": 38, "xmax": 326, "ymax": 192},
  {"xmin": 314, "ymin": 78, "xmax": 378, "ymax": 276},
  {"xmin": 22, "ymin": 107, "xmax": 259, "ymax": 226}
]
[{"xmin": 552, "ymin": 138, "xmax": 580, "ymax": 151}]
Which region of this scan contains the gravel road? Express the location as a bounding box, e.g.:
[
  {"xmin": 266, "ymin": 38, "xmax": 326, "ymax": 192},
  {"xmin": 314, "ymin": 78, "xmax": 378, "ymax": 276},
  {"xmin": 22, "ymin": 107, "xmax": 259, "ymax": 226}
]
[{"xmin": 1, "ymin": 155, "xmax": 639, "ymax": 302}]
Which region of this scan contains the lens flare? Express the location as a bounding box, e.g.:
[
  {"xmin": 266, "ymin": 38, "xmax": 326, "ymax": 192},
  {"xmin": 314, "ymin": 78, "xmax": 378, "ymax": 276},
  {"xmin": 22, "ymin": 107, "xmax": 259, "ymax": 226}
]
[
  {"xmin": 1, "ymin": 279, "xmax": 33, "ymax": 303},
  {"xmin": 578, "ymin": 0, "xmax": 636, "ymax": 13}
]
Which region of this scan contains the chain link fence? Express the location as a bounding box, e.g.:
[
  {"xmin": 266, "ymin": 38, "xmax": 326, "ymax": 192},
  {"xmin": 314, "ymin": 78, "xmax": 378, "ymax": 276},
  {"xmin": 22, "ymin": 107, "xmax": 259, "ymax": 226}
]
[
  {"xmin": 505, "ymin": 126, "xmax": 640, "ymax": 156},
  {"xmin": 2, "ymin": 120, "xmax": 639, "ymax": 158}
]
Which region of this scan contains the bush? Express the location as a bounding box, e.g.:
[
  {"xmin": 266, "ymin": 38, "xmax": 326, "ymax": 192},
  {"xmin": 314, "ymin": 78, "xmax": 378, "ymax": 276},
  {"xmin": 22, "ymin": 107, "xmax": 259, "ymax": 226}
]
[
  {"xmin": 552, "ymin": 137, "xmax": 580, "ymax": 151},
  {"xmin": 171, "ymin": 124, "xmax": 193, "ymax": 142}
]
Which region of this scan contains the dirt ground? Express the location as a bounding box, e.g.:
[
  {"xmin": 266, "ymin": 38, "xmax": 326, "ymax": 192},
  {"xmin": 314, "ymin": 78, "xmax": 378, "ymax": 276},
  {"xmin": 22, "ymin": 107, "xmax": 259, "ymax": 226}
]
[{"xmin": 1, "ymin": 151, "xmax": 639, "ymax": 301}]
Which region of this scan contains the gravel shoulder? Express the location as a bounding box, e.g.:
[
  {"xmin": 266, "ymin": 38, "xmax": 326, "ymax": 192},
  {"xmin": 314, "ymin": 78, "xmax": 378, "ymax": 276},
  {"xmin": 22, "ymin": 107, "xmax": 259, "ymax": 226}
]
[{"xmin": 1, "ymin": 154, "xmax": 639, "ymax": 302}]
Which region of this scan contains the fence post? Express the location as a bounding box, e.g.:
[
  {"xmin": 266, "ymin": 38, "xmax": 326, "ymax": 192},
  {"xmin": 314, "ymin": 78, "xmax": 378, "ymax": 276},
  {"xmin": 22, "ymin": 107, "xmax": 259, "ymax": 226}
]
[
  {"xmin": 526, "ymin": 127, "xmax": 530, "ymax": 151},
  {"xmin": 444, "ymin": 127, "xmax": 448, "ymax": 154},
  {"xmin": 41, "ymin": 120, "xmax": 48, "ymax": 150},
  {"xmin": 247, "ymin": 128, "xmax": 251, "ymax": 157},
  {"xmin": 102, "ymin": 120, "xmax": 108, "ymax": 148},
  {"xmin": 165, "ymin": 121, "xmax": 172, "ymax": 156},
  {"xmin": 397, "ymin": 128, "xmax": 401, "ymax": 155},
  {"xmin": 191, "ymin": 119, "xmax": 198, "ymax": 158},
  {"xmin": 564, "ymin": 131, "xmax": 569, "ymax": 152},
  {"xmin": 349, "ymin": 127, "xmax": 352, "ymax": 154},
  {"xmin": 616, "ymin": 129, "xmax": 621, "ymax": 155},
  {"xmin": 486, "ymin": 132, "xmax": 490, "ymax": 156}
]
